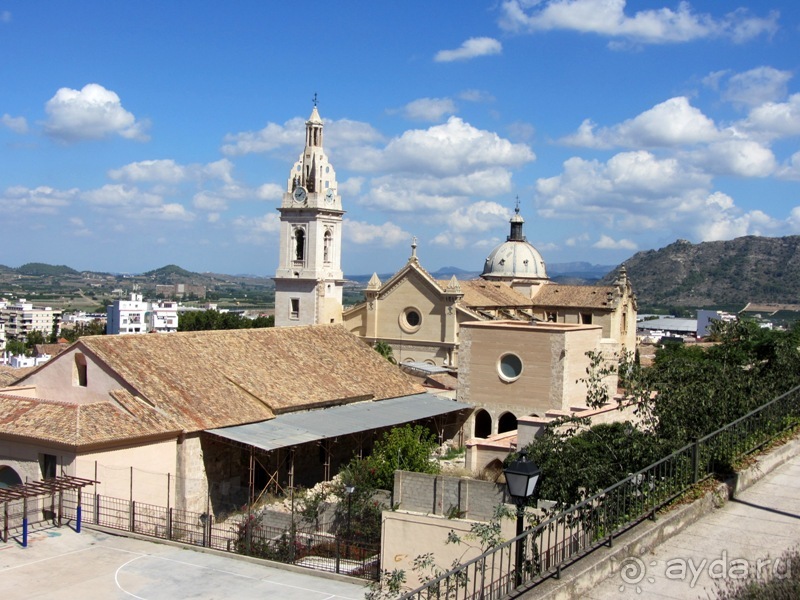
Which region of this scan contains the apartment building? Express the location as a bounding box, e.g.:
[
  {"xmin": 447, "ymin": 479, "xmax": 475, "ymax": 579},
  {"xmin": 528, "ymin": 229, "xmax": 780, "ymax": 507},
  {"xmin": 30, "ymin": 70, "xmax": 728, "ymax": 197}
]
[{"xmin": 0, "ymin": 300, "xmax": 60, "ymax": 342}]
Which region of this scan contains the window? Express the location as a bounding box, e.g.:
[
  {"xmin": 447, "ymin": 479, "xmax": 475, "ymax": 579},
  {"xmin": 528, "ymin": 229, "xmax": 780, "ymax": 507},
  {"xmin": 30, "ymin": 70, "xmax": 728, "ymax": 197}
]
[
  {"xmin": 40, "ymin": 453, "xmax": 57, "ymax": 479},
  {"xmin": 498, "ymin": 353, "xmax": 523, "ymax": 382},
  {"xmin": 290, "ymin": 298, "xmax": 300, "ymax": 320},
  {"xmin": 399, "ymin": 307, "xmax": 422, "ymax": 333},
  {"xmin": 581, "ymin": 313, "xmax": 593, "ymax": 325},
  {"xmin": 294, "ymin": 229, "xmax": 305, "ymax": 261},
  {"xmin": 74, "ymin": 353, "xmax": 88, "ymax": 387},
  {"xmin": 323, "ymin": 230, "xmax": 332, "ymax": 263}
]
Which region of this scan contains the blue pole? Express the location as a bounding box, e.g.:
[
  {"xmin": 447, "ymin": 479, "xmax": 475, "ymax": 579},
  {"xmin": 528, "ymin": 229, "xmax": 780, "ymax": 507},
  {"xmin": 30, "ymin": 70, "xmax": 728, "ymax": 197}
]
[
  {"xmin": 76, "ymin": 505, "xmax": 82, "ymax": 533},
  {"xmin": 22, "ymin": 517, "xmax": 27, "ymax": 548}
]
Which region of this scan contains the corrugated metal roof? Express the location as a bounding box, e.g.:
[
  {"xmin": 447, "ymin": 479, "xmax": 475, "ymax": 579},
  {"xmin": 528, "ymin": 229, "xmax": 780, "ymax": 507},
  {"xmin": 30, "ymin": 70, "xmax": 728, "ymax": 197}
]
[{"xmin": 205, "ymin": 393, "xmax": 471, "ymax": 452}]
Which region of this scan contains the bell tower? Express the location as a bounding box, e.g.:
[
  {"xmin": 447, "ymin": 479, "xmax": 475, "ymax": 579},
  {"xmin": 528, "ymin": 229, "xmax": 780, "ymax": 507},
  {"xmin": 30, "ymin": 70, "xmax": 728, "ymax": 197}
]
[{"xmin": 274, "ymin": 100, "xmax": 344, "ymax": 327}]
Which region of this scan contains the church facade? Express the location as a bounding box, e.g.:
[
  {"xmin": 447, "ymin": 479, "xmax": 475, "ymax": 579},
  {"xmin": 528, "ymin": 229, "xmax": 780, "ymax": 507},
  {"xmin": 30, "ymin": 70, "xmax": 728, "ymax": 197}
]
[
  {"xmin": 274, "ymin": 104, "xmax": 345, "ymax": 327},
  {"xmin": 342, "ymin": 206, "xmax": 637, "ymax": 367}
]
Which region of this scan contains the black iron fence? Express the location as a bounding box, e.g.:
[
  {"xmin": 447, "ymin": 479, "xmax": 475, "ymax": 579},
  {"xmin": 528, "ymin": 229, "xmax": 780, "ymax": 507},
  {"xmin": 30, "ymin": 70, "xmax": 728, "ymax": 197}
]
[
  {"xmin": 400, "ymin": 384, "xmax": 800, "ymax": 599},
  {"xmin": 34, "ymin": 491, "xmax": 380, "ymax": 581}
]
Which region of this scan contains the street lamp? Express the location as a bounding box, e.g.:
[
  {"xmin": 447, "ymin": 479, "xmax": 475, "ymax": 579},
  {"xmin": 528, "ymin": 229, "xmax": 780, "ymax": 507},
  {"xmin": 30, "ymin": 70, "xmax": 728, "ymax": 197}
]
[
  {"xmin": 345, "ymin": 484, "xmax": 355, "ymax": 560},
  {"xmin": 504, "ymin": 452, "xmax": 541, "ymax": 588}
]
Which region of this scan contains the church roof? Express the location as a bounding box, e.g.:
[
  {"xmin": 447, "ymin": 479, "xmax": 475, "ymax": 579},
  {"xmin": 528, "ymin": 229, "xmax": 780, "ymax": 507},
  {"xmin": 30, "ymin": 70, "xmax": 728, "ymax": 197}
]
[
  {"xmin": 532, "ymin": 284, "xmax": 618, "ymax": 310},
  {"xmin": 440, "ymin": 279, "xmax": 532, "ymax": 308},
  {"xmin": 7, "ymin": 326, "xmax": 425, "ymax": 447}
]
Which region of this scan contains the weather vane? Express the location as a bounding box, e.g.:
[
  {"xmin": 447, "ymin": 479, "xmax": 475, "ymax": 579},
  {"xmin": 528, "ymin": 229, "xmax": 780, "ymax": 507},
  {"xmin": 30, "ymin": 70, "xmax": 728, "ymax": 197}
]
[{"xmin": 312, "ymin": 92, "xmax": 318, "ymax": 107}]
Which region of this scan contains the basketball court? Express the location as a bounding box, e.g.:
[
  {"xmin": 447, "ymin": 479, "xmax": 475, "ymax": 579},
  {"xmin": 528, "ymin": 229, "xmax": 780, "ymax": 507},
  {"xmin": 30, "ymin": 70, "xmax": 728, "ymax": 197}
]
[{"xmin": 0, "ymin": 526, "xmax": 367, "ymax": 600}]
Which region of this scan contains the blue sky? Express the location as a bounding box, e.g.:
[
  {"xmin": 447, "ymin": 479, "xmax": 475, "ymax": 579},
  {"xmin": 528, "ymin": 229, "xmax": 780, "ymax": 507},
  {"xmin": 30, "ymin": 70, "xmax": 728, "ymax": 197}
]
[{"xmin": 1, "ymin": 1, "xmax": 799, "ymax": 277}]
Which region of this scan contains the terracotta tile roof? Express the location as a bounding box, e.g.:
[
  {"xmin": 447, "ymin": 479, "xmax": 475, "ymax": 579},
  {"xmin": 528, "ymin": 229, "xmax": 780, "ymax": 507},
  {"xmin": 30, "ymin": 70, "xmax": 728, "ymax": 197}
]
[
  {"xmin": 0, "ymin": 366, "xmax": 34, "ymax": 387},
  {"xmin": 0, "ymin": 392, "xmax": 180, "ymax": 447},
  {"xmin": 74, "ymin": 325, "xmax": 424, "ymax": 431},
  {"xmin": 532, "ymin": 284, "xmax": 617, "ymax": 309},
  {"xmin": 34, "ymin": 343, "xmax": 69, "ymax": 357},
  {"xmin": 446, "ymin": 280, "xmax": 532, "ymax": 308}
]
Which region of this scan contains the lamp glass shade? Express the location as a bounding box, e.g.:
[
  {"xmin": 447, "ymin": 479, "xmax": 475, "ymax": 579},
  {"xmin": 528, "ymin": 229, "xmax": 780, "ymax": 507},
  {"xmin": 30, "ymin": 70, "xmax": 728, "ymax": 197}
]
[{"xmin": 504, "ymin": 457, "xmax": 541, "ymax": 501}]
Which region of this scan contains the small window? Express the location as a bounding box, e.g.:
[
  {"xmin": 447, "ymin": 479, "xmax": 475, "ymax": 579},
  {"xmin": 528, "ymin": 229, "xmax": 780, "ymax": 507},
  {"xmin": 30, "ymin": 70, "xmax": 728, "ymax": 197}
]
[
  {"xmin": 498, "ymin": 353, "xmax": 523, "ymax": 382},
  {"xmin": 294, "ymin": 229, "xmax": 305, "ymax": 261},
  {"xmin": 74, "ymin": 353, "xmax": 88, "ymax": 387},
  {"xmin": 581, "ymin": 313, "xmax": 592, "ymax": 325},
  {"xmin": 399, "ymin": 307, "xmax": 422, "ymax": 333},
  {"xmin": 40, "ymin": 453, "xmax": 57, "ymax": 479},
  {"xmin": 290, "ymin": 298, "xmax": 300, "ymax": 320}
]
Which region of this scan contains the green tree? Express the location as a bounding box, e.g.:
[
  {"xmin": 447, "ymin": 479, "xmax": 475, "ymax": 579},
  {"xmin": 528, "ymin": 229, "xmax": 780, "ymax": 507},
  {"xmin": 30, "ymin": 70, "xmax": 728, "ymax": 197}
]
[
  {"xmin": 373, "ymin": 340, "xmax": 397, "ymax": 364},
  {"xmin": 364, "ymin": 424, "xmax": 440, "ymax": 492}
]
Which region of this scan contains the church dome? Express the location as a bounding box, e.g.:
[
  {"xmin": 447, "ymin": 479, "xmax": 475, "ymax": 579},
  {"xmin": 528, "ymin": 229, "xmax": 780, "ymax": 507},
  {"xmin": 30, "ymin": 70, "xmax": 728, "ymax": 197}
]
[{"xmin": 482, "ymin": 206, "xmax": 548, "ymax": 280}]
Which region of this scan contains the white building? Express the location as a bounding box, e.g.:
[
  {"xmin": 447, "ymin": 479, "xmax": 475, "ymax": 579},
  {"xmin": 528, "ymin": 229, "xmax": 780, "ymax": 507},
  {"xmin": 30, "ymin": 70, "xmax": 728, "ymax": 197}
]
[
  {"xmin": 696, "ymin": 310, "xmax": 737, "ymax": 338},
  {"xmin": 106, "ymin": 293, "xmax": 148, "ymax": 335},
  {"xmin": 0, "ymin": 300, "xmax": 60, "ymax": 342},
  {"xmin": 149, "ymin": 301, "xmax": 179, "ymax": 333},
  {"xmin": 274, "ymin": 103, "xmax": 344, "ymax": 327}
]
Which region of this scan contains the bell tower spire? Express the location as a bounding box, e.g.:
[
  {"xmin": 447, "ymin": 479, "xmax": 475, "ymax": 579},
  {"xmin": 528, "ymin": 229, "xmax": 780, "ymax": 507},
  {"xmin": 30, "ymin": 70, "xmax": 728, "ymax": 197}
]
[{"xmin": 274, "ymin": 99, "xmax": 344, "ymax": 327}]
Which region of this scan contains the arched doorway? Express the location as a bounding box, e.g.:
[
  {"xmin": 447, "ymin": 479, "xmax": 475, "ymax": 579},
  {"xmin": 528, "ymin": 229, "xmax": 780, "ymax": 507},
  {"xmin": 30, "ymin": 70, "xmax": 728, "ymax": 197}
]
[
  {"xmin": 0, "ymin": 465, "xmax": 22, "ymax": 489},
  {"xmin": 498, "ymin": 412, "xmax": 518, "ymax": 434},
  {"xmin": 474, "ymin": 409, "xmax": 492, "ymax": 438}
]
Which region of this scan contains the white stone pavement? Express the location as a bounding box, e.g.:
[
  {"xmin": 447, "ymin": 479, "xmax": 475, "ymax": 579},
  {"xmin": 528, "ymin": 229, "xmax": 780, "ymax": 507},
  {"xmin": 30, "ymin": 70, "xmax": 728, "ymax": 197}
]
[
  {"xmin": 0, "ymin": 525, "xmax": 368, "ymax": 600},
  {"xmin": 584, "ymin": 453, "xmax": 800, "ymax": 599}
]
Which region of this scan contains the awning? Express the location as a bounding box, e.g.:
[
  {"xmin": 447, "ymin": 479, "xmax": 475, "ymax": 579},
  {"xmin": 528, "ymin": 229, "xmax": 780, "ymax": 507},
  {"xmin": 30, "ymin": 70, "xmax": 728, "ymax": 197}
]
[{"xmin": 205, "ymin": 393, "xmax": 471, "ymax": 452}]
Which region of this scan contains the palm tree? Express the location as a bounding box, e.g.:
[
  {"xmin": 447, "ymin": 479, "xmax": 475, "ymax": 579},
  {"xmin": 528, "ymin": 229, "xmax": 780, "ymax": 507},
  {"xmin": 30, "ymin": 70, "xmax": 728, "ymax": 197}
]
[{"xmin": 373, "ymin": 340, "xmax": 397, "ymax": 364}]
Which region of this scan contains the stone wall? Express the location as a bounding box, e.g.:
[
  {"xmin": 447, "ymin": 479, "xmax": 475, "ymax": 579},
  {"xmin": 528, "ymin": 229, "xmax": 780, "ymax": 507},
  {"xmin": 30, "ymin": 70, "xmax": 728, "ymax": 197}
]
[{"xmin": 393, "ymin": 470, "xmax": 506, "ymax": 522}]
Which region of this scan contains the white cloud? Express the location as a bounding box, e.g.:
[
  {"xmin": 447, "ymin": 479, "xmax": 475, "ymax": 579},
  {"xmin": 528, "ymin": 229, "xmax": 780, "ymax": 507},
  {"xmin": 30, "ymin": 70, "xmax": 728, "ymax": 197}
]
[
  {"xmin": 536, "ymin": 151, "xmax": 712, "ymax": 229},
  {"xmin": 3, "ymin": 185, "xmax": 77, "ymax": 213},
  {"xmin": 232, "ymin": 213, "xmax": 282, "ymax": 244},
  {"xmin": 192, "ymin": 192, "xmax": 228, "ymax": 212},
  {"xmin": 1, "ymin": 113, "xmax": 28, "ymax": 134},
  {"xmin": 140, "ymin": 203, "xmax": 194, "ymax": 222},
  {"xmin": 695, "ymin": 139, "xmax": 776, "ymax": 177},
  {"xmin": 434, "ymin": 37, "xmax": 502, "ymax": 62},
  {"xmin": 109, "ymin": 159, "xmax": 188, "ymax": 183},
  {"xmin": 372, "ymin": 117, "xmax": 535, "ymax": 175},
  {"xmin": 776, "ymin": 152, "xmax": 800, "ymax": 181},
  {"xmin": 222, "ymin": 116, "xmax": 383, "ymax": 157},
  {"xmin": 44, "ymin": 83, "xmax": 149, "ymax": 142},
  {"xmin": 563, "ymin": 97, "xmax": 719, "ymax": 148},
  {"xmin": 255, "ymin": 183, "xmax": 283, "ymax": 201},
  {"xmin": 222, "ymin": 118, "xmax": 304, "ymax": 156},
  {"xmin": 593, "ymin": 234, "xmax": 637, "ymax": 250},
  {"xmin": 498, "ymin": 0, "xmax": 778, "ymax": 45},
  {"xmin": 345, "ymin": 220, "xmax": 410, "ymax": 246},
  {"xmin": 739, "ymin": 93, "xmax": 800, "ymax": 141},
  {"xmin": 1, "ymin": 11, "xmax": 10, "ymax": 23},
  {"xmin": 398, "ymin": 98, "xmax": 457, "ymax": 122},
  {"xmin": 721, "ymin": 66, "xmax": 792, "ymax": 108},
  {"xmin": 458, "ymin": 89, "xmax": 495, "ymax": 103},
  {"xmin": 439, "ymin": 201, "xmax": 511, "ymax": 233},
  {"xmin": 83, "ymin": 184, "xmax": 162, "ymax": 207}
]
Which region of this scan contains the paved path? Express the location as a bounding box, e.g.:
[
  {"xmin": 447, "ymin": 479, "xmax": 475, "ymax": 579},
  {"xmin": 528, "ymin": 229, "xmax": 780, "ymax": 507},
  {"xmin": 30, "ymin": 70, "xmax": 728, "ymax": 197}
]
[
  {"xmin": 0, "ymin": 526, "xmax": 367, "ymax": 600},
  {"xmin": 585, "ymin": 453, "xmax": 800, "ymax": 599}
]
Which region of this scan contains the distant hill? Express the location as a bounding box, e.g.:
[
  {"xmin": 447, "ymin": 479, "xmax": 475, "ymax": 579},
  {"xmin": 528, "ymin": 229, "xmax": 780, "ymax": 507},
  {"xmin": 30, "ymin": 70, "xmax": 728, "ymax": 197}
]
[
  {"xmin": 601, "ymin": 236, "xmax": 800, "ymax": 308},
  {"xmin": 17, "ymin": 262, "xmax": 79, "ymax": 276},
  {"xmin": 143, "ymin": 264, "xmax": 199, "ymax": 282}
]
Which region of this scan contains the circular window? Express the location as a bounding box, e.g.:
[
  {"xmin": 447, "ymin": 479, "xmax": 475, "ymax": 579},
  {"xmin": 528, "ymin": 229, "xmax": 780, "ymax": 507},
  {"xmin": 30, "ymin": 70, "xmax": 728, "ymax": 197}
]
[
  {"xmin": 498, "ymin": 353, "xmax": 523, "ymax": 382},
  {"xmin": 399, "ymin": 307, "xmax": 422, "ymax": 333}
]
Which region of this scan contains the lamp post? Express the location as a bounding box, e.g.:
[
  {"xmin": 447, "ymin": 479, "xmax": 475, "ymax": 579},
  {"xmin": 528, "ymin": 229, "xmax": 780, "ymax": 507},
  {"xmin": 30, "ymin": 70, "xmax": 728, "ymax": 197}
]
[
  {"xmin": 345, "ymin": 484, "xmax": 355, "ymax": 560},
  {"xmin": 504, "ymin": 452, "xmax": 541, "ymax": 588}
]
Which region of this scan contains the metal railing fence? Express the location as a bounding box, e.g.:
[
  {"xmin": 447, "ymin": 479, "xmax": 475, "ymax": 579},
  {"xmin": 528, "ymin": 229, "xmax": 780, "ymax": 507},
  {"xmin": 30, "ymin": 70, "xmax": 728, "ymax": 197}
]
[
  {"xmin": 52, "ymin": 491, "xmax": 380, "ymax": 581},
  {"xmin": 400, "ymin": 384, "xmax": 800, "ymax": 599}
]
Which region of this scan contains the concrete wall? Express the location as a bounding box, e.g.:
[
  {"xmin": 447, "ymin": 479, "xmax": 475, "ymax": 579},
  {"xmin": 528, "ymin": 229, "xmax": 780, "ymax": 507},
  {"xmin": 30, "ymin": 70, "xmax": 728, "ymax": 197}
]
[
  {"xmin": 458, "ymin": 321, "xmax": 612, "ymax": 438},
  {"xmin": 381, "ymin": 510, "xmax": 517, "ymax": 589},
  {"xmin": 19, "ymin": 345, "xmax": 133, "ymax": 404},
  {"xmin": 0, "ymin": 438, "xmax": 76, "ymax": 483},
  {"xmin": 75, "ymin": 438, "xmax": 178, "ymax": 507},
  {"xmin": 393, "ymin": 470, "xmax": 507, "ymax": 522}
]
